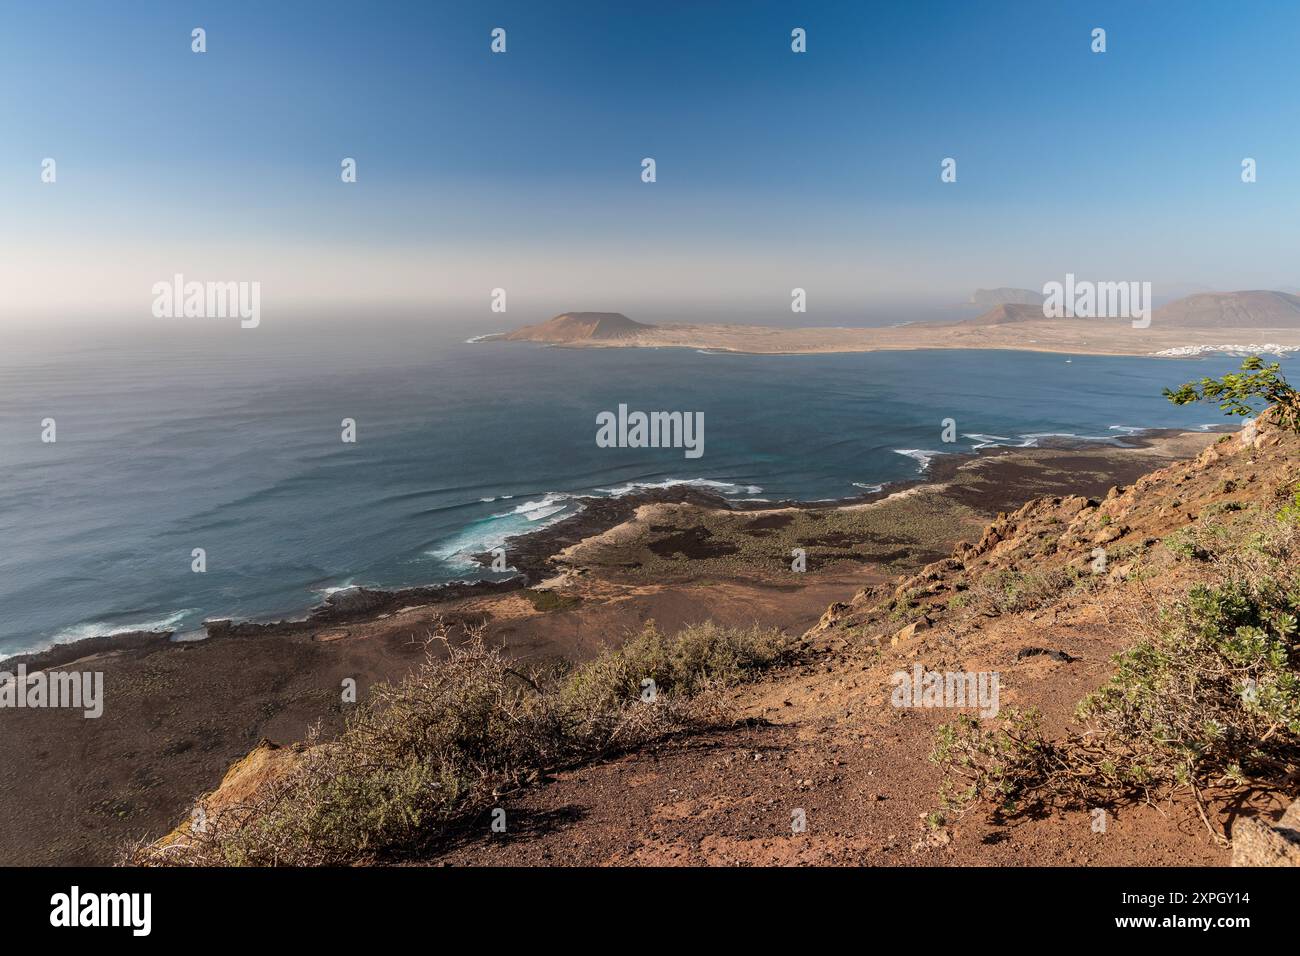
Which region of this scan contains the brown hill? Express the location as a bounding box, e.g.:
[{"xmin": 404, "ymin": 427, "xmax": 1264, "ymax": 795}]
[
  {"xmin": 960, "ymin": 290, "xmax": 1300, "ymax": 330},
  {"xmin": 960, "ymin": 303, "xmax": 1048, "ymax": 325},
  {"xmin": 799, "ymin": 410, "xmax": 1300, "ymax": 861},
  {"xmin": 1151, "ymin": 290, "xmax": 1300, "ymax": 328},
  {"xmin": 502, "ymin": 312, "xmax": 655, "ymax": 343},
  {"xmin": 968, "ymin": 288, "xmax": 1045, "ymax": 308}
]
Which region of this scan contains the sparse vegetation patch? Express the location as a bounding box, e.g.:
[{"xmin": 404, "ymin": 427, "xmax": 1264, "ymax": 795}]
[{"xmin": 132, "ymin": 621, "xmax": 792, "ymax": 866}]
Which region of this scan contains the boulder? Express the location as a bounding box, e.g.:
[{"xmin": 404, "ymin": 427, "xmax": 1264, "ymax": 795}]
[
  {"xmin": 816, "ymin": 602, "xmax": 851, "ymax": 630},
  {"xmin": 890, "ymin": 618, "xmax": 930, "ymax": 647},
  {"xmin": 1232, "ymin": 799, "xmax": 1300, "ymax": 866}
]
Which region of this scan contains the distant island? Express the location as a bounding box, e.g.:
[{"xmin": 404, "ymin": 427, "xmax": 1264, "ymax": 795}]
[
  {"xmin": 502, "ymin": 311, "xmax": 653, "ymax": 343},
  {"xmin": 490, "ymin": 291, "xmax": 1300, "ymax": 358}
]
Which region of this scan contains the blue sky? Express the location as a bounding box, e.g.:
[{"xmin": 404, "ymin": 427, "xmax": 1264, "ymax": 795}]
[{"xmin": 3, "ymin": 0, "xmax": 1298, "ymax": 323}]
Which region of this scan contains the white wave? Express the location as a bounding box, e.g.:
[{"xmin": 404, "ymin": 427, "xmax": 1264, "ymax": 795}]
[
  {"xmin": 963, "ymin": 433, "xmax": 1036, "ymax": 450},
  {"xmin": 595, "ymin": 478, "xmax": 763, "ymax": 497},
  {"xmin": 313, "ymin": 583, "xmax": 359, "ymax": 597},
  {"xmin": 1019, "ymin": 431, "xmax": 1124, "ymax": 444},
  {"xmin": 493, "ymin": 493, "xmax": 578, "ymax": 520},
  {"xmin": 1108, "ymin": 425, "xmax": 1150, "ymax": 436},
  {"xmin": 465, "ymin": 333, "xmax": 504, "ymax": 344},
  {"xmin": 431, "ymin": 479, "xmax": 763, "ymax": 570},
  {"xmin": 428, "ymin": 497, "xmax": 583, "ymax": 567},
  {"xmin": 852, "ymin": 482, "xmax": 884, "ymax": 493},
  {"xmin": 52, "ymin": 608, "xmax": 196, "ymax": 642},
  {"xmin": 893, "ymin": 449, "xmax": 944, "ymax": 472},
  {"xmin": 525, "ymin": 504, "xmax": 566, "ymax": 522}
]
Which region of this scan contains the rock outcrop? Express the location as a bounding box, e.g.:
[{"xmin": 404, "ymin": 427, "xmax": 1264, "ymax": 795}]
[
  {"xmin": 809, "ymin": 410, "xmax": 1298, "ymax": 652},
  {"xmin": 1233, "ymin": 799, "xmax": 1300, "ymax": 866},
  {"xmin": 150, "ymin": 739, "xmax": 304, "ymax": 856}
]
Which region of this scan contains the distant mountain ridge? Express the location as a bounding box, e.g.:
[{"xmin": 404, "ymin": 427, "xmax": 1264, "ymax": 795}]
[
  {"xmin": 502, "ymin": 312, "xmax": 654, "ymax": 343},
  {"xmin": 968, "ymin": 288, "xmax": 1045, "ymax": 308},
  {"xmin": 1151, "ymin": 291, "xmax": 1300, "ymax": 328},
  {"xmin": 964, "ymin": 290, "xmax": 1300, "ymax": 329}
]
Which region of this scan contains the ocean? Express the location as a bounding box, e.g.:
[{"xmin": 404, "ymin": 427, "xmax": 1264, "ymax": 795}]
[{"xmin": 0, "ymin": 320, "xmax": 1258, "ymax": 656}]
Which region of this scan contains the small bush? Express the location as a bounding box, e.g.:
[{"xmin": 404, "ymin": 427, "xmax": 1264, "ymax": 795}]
[
  {"xmin": 1277, "ymin": 483, "xmax": 1300, "ymax": 525},
  {"xmin": 932, "ymin": 575, "xmax": 1300, "ymax": 839},
  {"xmin": 132, "ymin": 621, "xmax": 792, "ymax": 866},
  {"xmin": 523, "ymin": 588, "xmax": 580, "ymax": 612},
  {"xmin": 966, "ymin": 567, "xmax": 1092, "ymax": 617},
  {"xmin": 932, "ymin": 708, "xmax": 1062, "ymax": 818},
  {"xmin": 1164, "ymin": 515, "xmax": 1251, "ymax": 563},
  {"xmin": 1165, "ymin": 505, "xmax": 1299, "ymax": 577},
  {"xmin": 1076, "ymin": 577, "xmax": 1300, "ymax": 791}
]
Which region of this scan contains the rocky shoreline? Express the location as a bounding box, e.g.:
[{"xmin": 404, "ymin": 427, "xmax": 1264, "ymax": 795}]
[
  {"xmin": 4, "ymin": 428, "xmax": 1219, "ymax": 675},
  {"xmin": 1, "ymin": 488, "xmax": 756, "ymax": 672},
  {"xmin": 0, "ymin": 425, "xmax": 1232, "ymax": 866}
]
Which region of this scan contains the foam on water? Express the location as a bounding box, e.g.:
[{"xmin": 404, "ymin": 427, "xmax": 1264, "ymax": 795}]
[
  {"xmin": 893, "ymin": 449, "xmax": 946, "ymax": 472},
  {"xmin": 596, "ymin": 477, "xmax": 762, "ymax": 497},
  {"xmin": 1020, "ymin": 431, "xmax": 1125, "ymax": 444},
  {"xmin": 427, "ymin": 495, "xmax": 584, "ymax": 567},
  {"xmin": 49, "ymin": 609, "xmax": 197, "ymax": 644},
  {"xmin": 963, "ymin": 433, "xmax": 1037, "ymax": 450}
]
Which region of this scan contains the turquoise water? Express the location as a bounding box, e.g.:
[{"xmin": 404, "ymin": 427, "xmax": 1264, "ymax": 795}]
[{"xmin": 0, "ymin": 323, "xmax": 1255, "ymax": 655}]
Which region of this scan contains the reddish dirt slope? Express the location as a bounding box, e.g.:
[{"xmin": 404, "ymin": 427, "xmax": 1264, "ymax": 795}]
[{"xmin": 434, "ymin": 417, "xmax": 1299, "ymax": 865}]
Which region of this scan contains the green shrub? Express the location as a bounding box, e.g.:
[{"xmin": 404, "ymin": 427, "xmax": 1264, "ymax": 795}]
[
  {"xmin": 1278, "ymin": 483, "xmax": 1300, "ymax": 525},
  {"xmin": 1165, "ymin": 518, "xmax": 1245, "ymax": 562},
  {"xmin": 967, "ymin": 567, "xmax": 1092, "ymax": 616},
  {"xmin": 932, "ymin": 575, "xmax": 1300, "ymax": 838},
  {"xmin": 1164, "ymin": 355, "xmax": 1300, "ymax": 433},
  {"xmin": 133, "ymin": 621, "xmax": 792, "ymax": 866},
  {"xmin": 523, "ymin": 588, "xmax": 580, "ymax": 612},
  {"xmin": 1076, "ymin": 577, "xmax": 1300, "ymax": 792}
]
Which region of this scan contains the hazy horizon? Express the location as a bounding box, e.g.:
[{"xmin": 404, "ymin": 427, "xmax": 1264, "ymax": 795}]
[{"xmin": 4, "ymin": 0, "xmax": 1300, "ymax": 327}]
